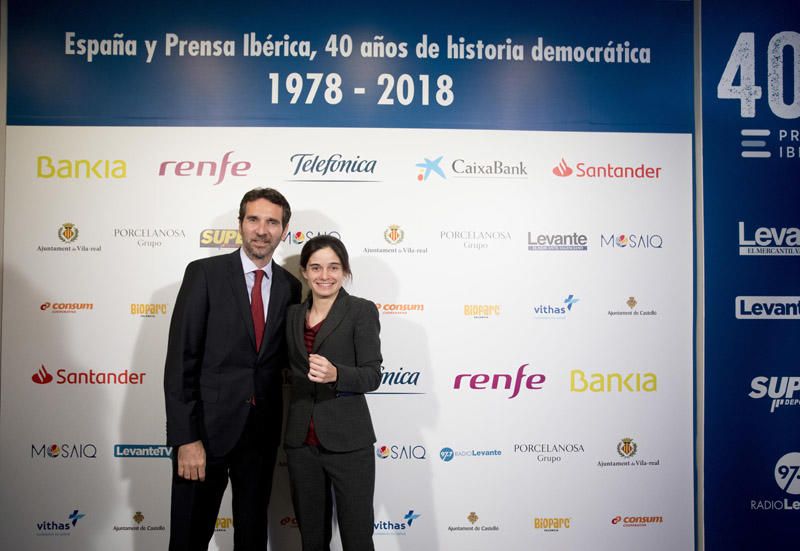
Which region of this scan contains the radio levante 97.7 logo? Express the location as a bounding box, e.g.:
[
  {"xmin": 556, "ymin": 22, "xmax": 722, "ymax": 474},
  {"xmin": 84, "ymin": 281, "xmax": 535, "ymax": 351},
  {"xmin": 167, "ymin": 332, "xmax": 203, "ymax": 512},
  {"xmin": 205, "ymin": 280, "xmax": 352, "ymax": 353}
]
[{"xmin": 751, "ymin": 452, "xmax": 800, "ymax": 512}]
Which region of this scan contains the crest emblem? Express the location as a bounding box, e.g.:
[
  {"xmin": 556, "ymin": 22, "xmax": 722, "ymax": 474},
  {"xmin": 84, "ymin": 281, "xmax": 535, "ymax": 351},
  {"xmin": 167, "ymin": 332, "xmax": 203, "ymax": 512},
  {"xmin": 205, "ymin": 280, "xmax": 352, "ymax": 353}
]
[
  {"xmin": 133, "ymin": 511, "xmax": 144, "ymax": 525},
  {"xmin": 467, "ymin": 512, "xmax": 479, "ymax": 525},
  {"xmin": 58, "ymin": 223, "xmax": 79, "ymax": 243},
  {"xmin": 384, "ymin": 224, "xmax": 404, "ymax": 245},
  {"xmin": 626, "ymin": 296, "xmax": 637, "ymax": 309},
  {"xmin": 617, "ymin": 437, "xmax": 637, "ymax": 458}
]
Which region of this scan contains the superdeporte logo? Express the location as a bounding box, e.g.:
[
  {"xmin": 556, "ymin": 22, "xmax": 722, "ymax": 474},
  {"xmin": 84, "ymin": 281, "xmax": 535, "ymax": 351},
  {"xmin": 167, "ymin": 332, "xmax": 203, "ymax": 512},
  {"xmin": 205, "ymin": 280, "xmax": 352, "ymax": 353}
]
[
  {"xmin": 736, "ymin": 297, "xmax": 800, "ymax": 319},
  {"xmin": 738, "ymin": 222, "xmax": 800, "ymax": 256},
  {"xmin": 158, "ymin": 151, "xmax": 251, "ymax": 185},
  {"xmin": 750, "ymin": 377, "xmax": 800, "ymax": 413},
  {"xmin": 31, "ymin": 365, "xmax": 146, "ymax": 385},
  {"xmin": 551, "ymin": 158, "xmax": 662, "ymax": 180}
]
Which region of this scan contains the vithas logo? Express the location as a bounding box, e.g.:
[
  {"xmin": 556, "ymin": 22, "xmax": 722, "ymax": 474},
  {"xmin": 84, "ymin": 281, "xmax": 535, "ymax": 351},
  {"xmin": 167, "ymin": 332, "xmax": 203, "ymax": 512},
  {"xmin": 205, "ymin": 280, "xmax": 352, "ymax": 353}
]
[{"xmin": 32, "ymin": 365, "xmax": 54, "ymax": 384}]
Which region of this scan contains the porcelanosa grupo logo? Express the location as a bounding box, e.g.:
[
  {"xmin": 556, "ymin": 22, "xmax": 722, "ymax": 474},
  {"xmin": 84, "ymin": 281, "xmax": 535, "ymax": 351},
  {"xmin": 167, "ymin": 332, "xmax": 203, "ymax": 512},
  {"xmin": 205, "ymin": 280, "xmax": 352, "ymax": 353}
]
[
  {"xmin": 453, "ymin": 364, "xmax": 545, "ymax": 399},
  {"xmin": 750, "ymin": 377, "xmax": 800, "ymax": 413},
  {"xmin": 513, "ymin": 442, "xmax": 585, "ymax": 464},
  {"xmin": 158, "ymin": 151, "xmax": 251, "ymax": 185},
  {"xmin": 551, "ymin": 157, "xmax": 662, "ymax": 180},
  {"xmin": 113, "ymin": 227, "xmax": 187, "ymax": 248},
  {"xmin": 288, "ymin": 153, "xmax": 378, "ymax": 181},
  {"xmin": 416, "ymin": 156, "xmax": 445, "ymax": 181}
]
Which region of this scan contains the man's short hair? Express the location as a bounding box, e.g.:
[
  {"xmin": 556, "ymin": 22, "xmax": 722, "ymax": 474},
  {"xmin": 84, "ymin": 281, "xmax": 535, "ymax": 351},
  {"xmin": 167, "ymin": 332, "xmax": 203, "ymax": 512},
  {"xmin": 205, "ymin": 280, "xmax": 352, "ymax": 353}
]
[{"xmin": 238, "ymin": 188, "xmax": 291, "ymax": 228}]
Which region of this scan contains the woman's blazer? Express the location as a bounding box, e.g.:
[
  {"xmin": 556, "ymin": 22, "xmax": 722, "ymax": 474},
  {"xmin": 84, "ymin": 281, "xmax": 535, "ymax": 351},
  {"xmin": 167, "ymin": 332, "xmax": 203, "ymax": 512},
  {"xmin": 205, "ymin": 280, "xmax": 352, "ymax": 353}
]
[{"xmin": 283, "ymin": 288, "xmax": 383, "ymax": 452}]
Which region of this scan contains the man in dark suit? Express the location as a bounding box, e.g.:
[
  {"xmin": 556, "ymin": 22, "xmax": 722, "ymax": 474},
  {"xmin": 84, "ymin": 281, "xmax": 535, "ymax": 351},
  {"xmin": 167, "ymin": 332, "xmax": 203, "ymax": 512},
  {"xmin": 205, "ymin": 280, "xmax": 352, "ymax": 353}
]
[{"xmin": 164, "ymin": 188, "xmax": 302, "ymax": 551}]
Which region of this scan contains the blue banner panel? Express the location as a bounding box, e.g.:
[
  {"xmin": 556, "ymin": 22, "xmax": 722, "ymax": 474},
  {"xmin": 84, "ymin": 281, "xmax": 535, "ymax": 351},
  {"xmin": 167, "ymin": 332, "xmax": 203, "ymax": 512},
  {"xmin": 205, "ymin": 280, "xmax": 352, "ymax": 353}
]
[
  {"xmin": 703, "ymin": 0, "xmax": 800, "ymax": 548},
  {"xmin": 8, "ymin": 0, "xmax": 693, "ymax": 131}
]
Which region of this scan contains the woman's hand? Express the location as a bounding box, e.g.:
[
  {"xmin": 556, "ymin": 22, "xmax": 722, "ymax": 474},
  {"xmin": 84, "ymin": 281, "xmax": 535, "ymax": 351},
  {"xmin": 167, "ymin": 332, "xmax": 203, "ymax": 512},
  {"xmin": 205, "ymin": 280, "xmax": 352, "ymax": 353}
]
[{"xmin": 308, "ymin": 353, "xmax": 338, "ymax": 383}]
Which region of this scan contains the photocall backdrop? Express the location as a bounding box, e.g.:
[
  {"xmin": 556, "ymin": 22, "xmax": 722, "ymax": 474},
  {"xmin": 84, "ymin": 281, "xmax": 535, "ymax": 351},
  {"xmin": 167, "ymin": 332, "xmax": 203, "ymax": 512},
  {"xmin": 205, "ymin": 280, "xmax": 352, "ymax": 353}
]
[{"xmin": 1, "ymin": 1, "xmax": 698, "ymax": 549}]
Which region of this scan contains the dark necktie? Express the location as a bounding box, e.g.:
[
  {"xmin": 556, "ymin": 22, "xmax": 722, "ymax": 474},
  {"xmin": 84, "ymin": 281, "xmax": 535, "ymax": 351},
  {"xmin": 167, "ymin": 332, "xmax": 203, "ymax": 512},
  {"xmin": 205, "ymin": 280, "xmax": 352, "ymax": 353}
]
[{"xmin": 251, "ymin": 270, "xmax": 265, "ymax": 352}]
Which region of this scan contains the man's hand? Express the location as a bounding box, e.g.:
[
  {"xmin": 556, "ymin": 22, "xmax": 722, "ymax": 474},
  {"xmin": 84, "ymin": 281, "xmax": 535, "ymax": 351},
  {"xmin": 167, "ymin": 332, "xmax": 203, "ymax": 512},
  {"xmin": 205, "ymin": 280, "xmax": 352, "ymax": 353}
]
[
  {"xmin": 308, "ymin": 354, "xmax": 338, "ymax": 384},
  {"xmin": 177, "ymin": 440, "xmax": 206, "ymax": 481}
]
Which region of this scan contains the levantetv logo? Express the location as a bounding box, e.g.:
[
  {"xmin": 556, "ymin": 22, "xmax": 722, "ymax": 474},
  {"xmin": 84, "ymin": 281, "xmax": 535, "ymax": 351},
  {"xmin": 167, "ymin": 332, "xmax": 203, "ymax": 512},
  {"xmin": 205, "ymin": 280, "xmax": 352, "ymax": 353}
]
[
  {"xmin": 738, "ymin": 222, "xmax": 800, "ymax": 255},
  {"xmin": 114, "ymin": 444, "xmax": 172, "ymax": 458},
  {"xmin": 736, "ymin": 296, "xmax": 800, "ymax": 319}
]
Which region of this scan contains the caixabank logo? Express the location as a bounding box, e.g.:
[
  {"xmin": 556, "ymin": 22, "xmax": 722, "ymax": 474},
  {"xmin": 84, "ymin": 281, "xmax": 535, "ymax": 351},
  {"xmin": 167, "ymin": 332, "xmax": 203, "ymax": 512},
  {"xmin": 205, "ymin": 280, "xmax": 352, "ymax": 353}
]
[
  {"xmin": 551, "ymin": 158, "xmax": 662, "ymax": 180},
  {"xmin": 750, "ymin": 376, "xmax": 800, "ymax": 413},
  {"xmin": 36, "ymin": 509, "xmax": 86, "ymax": 536},
  {"xmin": 31, "ymin": 365, "xmax": 147, "ymax": 385},
  {"xmin": 451, "ymin": 157, "xmax": 528, "ymax": 179},
  {"xmin": 751, "ymin": 452, "xmax": 800, "ymax": 512},
  {"xmin": 416, "ymin": 156, "xmax": 445, "ymax": 181}
]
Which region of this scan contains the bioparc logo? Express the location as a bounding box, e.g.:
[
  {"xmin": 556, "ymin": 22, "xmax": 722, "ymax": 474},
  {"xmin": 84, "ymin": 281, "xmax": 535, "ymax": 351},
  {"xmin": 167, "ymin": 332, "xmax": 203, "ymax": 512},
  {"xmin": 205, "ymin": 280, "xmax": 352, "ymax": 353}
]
[
  {"xmin": 416, "ymin": 156, "xmax": 445, "ymax": 181},
  {"xmin": 750, "ymin": 377, "xmax": 800, "ymax": 413},
  {"xmin": 158, "ymin": 151, "xmax": 251, "ymax": 186},
  {"xmin": 447, "ymin": 511, "xmax": 500, "ymax": 533},
  {"xmin": 131, "ymin": 304, "xmax": 168, "ymax": 317},
  {"xmin": 610, "ymin": 515, "xmax": 663, "ymax": 528},
  {"xmin": 738, "ymin": 221, "xmax": 800, "ymax": 256},
  {"xmin": 32, "ymin": 443, "xmax": 97, "ymax": 459},
  {"xmin": 551, "ymin": 158, "xmax": 662, "ymax": 180},
  {"xmin": 216, "ymin": 517, "xmax": 233, "ymax": 532},
  {"xmin": 439, "ymin": 446, "xmax": 502, "ymax": 462},
  {"xmin": 533, "ymin": 295, "xmax": 579, "ymax": 319},
  {"xmin": 376, "ymin": 444, "xmax": 427, "ymax": 460},
  {"xmin": 751, "ymin": 452, "xmax": 800, "ymax": 511},
  {"xmin": 36, "ymin": 509, "xmax": 86, "ymax": 536},
  {"xmin": 453, "ymin": 364, "xmax": 545, "ymax": 399},
  {"xmin": 736, "ymin": 296, "xmax": 800, "ymax": 319},
  {"xmin": 31, "ymin": 365, "xmax": 147, "ymax": 385},
  {"xmin": 374, "ymin": 510, "xmax": 421, "ymax": 535},
  {"xmin": 373, "ymin": 366, "xmax": 423, "ymax": 395},
  {"xmin": 464, "ymin": 304, "xmax": 501, "ymax": 319},
  {"xmin": 114, "ymin": 444, "xmax": 172, "ymax": 459},
  {"xmin": 288, "ymin": 153, "xmax": 379, "ymax": 182},
  {"xmin": 40, "ymin": 302, "xmax": 93, "ymax": 314},
  {"xmin": 534, "ymin": 517, "xmax": 571, "ymax": 532}
]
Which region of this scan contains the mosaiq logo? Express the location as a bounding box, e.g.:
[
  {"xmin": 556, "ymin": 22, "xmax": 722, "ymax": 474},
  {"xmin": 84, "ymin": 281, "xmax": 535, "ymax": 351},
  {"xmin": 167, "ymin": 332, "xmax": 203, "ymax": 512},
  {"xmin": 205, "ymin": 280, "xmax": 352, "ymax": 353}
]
[
  {"xmin": 32, "ymin": 443, "xmax": 98, "ymax": 459},
  {"xmin": 376, "ymin": 444, "xmax": 427, "ymax": 460},
  {"xmin": 551, "ymin": 157, "xmax": 662, "ymax": 180},
  {"xmin": 600, "ymin": 233, "xmax": 663, "ymax": 249}
]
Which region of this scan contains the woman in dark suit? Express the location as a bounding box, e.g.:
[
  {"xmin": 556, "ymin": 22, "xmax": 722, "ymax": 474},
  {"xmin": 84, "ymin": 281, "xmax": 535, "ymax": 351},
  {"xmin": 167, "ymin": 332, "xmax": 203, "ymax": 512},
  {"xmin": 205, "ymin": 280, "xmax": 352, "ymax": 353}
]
[{"xmin": 284, "ymin": 235, "xmax": 382, "ymax": 551}]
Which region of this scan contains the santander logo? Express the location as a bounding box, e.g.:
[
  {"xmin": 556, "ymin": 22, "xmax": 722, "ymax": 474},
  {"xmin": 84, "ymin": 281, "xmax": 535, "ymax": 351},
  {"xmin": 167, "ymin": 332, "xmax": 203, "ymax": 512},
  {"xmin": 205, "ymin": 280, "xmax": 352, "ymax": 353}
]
[
  {"xmin": 32, "ymin": 365, "xmax": 54, "ymax": 384},
  {"xmin": 552, "ymin": 158, "xmax": 573, "ymax": 177}
]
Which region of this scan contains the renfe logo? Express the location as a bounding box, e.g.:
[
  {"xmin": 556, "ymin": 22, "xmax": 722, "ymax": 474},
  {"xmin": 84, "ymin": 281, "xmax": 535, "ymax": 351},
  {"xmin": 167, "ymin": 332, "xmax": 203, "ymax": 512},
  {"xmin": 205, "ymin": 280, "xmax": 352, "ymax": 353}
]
[
  {"xmin": 736, "ymin": 297, "xmax": 800, "ymax": 319},
  {"xmin": 159, "ymin": 151, "xmax": 251, "ymax": 185},
  {"xmin": 453, "ymin": 364, "xmax": 545, "ymax": 399}
]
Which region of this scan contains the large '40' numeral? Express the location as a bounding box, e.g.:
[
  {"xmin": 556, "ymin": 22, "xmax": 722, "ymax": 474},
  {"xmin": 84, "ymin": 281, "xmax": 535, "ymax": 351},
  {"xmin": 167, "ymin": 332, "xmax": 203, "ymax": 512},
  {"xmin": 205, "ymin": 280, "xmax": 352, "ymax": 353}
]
[{"xmin": 717, "ymin": 31, "xmax": 800, "ymax": 119}]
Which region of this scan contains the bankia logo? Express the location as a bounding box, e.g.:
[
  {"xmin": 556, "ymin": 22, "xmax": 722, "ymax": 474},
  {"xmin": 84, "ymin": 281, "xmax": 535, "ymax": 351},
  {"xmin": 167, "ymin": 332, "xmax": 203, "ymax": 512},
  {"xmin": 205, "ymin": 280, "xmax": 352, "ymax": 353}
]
[
  {"xmin": 610, "ymin": 515, "xmax": 663, "ymax": 528},
  {"xmin": 570, "ymin": 370, "xmax": 657, "ymax": 393},
  {"xmin": 114, "ymin": 444, "xmax": 172, "ymax": 459},
  {"xmin": 36, "ymin": 509, "xmax": 86, "ymax": 536},
  {"xmin": 453, "ymin": 364, "xmax": 545, "ymax": 399},
  {"xmin": 40, "ymin": 302, "xmax": 94, "ymax": 314},
  {"xmin": 215, "ymin": 517, "xmax": 234, "ymax": 532},
  {"xmin": 416, "ymin": 156, "xmax": 445, "ymax": 181},
  {"xmin": 158, "ymin": 151, "xmax": 251, "ymax": 185},
  {"xmin": 750, "ymin": 377, "xmax": 800, "ymax": 413},
  {"xmin": 32, "ymin": 443, "xmax": 97, "ymax": 459},
  {"xmin": 451, "ymin": 157, "xmax": 528, "ymax": 179},
  {"xmin": 31, "ymin": 365, "xmax": 147, "ymax": 385},
  {"xmin": 288, "ymin": 153, "xmax": 379, "ymax": 182},
  {"xmin": 375, "ymin": 444, "xmax": 427, "ymax": 460},
  {"xmin": 550, "ymin": 157, "xmax": 662, "ymax": 180},
  {"xmin": 374, "ymin": 510, "xmax": 421, "ymax": 535},
  {"xmin": 739, "ymin": 221, "xmax": 800, "ymax": 256},
  {"xmin": 37, "ymin": 155, "xmax": 126, "ymax": 180},
  {"xmin": 534, "ymin": 295, "xmax": 579, "ymax": 319},
  {"xmin": 527, "ymin": 231, "xmax": 588, "ymax": 251},
  {"xmin": 600, "ymin": 233, "xmax": 663, "ymax": 249},
  {"xmin": 736, "ymin": 296, "xmax": 800, "ymax": 319},
  {"xmin": 373, "ymin": 366, "xmax": 423, "ymax": 395}
]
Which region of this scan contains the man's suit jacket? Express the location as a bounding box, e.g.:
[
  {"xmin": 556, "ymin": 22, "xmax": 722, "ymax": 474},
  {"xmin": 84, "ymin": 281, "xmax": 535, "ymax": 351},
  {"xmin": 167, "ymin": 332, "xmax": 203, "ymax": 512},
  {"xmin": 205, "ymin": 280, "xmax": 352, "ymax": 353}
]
[
  {"xmin": 284, "ymin": 289, "xmax": 383, "ymax": 452},
  {"xmin": 164, "ymin": 249, "xmax": 301, "ymax": 458}
]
